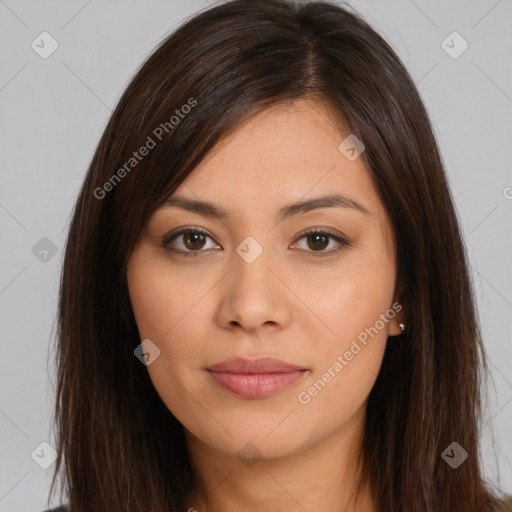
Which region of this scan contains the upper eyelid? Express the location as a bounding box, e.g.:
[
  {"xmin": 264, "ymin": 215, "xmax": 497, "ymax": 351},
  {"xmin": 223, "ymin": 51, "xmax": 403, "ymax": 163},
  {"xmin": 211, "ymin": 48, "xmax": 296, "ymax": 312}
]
[{"xmin": 163, "ymin": 225, "xmax": 343, "ymax": 241}]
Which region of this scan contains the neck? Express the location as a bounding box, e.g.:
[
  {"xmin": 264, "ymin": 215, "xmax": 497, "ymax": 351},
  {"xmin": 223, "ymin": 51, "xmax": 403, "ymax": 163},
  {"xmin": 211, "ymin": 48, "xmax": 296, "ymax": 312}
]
[{"xmin": 183, "ymin": 408, "xmax": 375, "ymax": 512}]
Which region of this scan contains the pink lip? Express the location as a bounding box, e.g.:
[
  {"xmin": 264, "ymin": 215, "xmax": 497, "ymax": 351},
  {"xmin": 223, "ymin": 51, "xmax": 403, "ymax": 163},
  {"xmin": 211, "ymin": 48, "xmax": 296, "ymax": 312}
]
[
  {"xmin": 206, "ymin": 357, "xmax": 308, "ymax": 399},
  {"xmin": 207, "ymin": 357, "xmax": 306, "ymax": 373}
]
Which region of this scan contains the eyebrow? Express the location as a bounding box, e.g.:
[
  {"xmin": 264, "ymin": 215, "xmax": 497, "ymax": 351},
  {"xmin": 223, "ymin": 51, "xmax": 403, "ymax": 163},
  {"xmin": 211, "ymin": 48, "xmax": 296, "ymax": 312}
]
[{"xmin": 164, "ymin": 193, "xmax": 370, "ymax": 222}]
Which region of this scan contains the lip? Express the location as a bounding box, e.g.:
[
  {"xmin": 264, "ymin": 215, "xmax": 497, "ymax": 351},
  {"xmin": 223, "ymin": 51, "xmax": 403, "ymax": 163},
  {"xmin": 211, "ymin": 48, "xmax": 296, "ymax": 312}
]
[
  {"xmin": 207, "ymin": 357, "xmax": 307, "ymax": 373},
  {"xmin": 206, "ymin": 357, "xmax": 308, "ymax": 399}
]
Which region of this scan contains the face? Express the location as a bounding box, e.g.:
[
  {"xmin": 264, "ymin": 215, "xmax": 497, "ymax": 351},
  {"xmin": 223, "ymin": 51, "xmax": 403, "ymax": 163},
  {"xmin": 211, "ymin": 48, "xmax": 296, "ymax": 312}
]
[{"xmin": 126, "ymin": 98, "xmax": 403, "ymax": 462}]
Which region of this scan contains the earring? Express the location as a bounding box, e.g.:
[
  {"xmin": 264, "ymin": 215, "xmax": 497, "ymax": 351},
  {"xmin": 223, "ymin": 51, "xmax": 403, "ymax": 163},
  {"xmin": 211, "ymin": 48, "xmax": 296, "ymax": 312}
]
[{"xmin": 399, "ymin": 322, "xmax": 405, "ymax": 332}]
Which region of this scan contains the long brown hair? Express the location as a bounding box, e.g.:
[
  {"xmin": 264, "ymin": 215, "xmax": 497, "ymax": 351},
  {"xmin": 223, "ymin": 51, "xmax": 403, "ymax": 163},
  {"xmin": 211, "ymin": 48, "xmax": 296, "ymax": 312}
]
[{"xmin": 49, "ymin": 0, "xmax": 503, "ymax": 510}]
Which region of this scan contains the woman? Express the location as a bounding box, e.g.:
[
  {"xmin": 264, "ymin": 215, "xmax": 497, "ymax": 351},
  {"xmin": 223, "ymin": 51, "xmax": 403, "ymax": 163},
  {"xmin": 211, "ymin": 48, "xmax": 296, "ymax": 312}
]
[{"xmin": 46, "ymin": 0, "xmax": 510, "ymax": 510}]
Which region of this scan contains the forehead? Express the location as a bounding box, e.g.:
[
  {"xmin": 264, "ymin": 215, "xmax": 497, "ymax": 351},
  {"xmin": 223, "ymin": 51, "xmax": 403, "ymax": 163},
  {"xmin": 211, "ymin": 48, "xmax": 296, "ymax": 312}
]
[{"xmin": 170, "ymin": 99, "xmax": 387, "ymax": 226}]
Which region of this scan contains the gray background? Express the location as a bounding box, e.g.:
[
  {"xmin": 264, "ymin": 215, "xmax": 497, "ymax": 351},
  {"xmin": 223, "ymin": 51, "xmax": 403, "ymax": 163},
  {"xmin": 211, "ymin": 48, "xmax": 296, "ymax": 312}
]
[{"xmin": 0, "ymin": 0, "xmax": 511, "ymax": 510}]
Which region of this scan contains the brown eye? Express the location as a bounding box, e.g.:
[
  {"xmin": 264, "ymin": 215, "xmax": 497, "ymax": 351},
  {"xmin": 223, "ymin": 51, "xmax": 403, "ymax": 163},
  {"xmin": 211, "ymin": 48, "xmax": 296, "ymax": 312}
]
[
  {"xmin": 293, "ymin": 229, "xmax": 350, "ymax": 256},
  {"xmin": 162, "ymin": 227, "xmax": 220, "ymax": 256},
  {"xmin": 182, "ymin": 231, "xmax": 207, "ymax": 250},
  {"xmin": 306, "ymin": 232, "xmax": 329, "ymax": 251}
]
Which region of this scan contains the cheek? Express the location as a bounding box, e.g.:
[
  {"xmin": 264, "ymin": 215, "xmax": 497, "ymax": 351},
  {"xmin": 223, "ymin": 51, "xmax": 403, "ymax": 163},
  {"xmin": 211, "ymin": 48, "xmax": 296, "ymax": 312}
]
[
  {"xmin": 295, "ymin": 282, "xmax": 391, "ymax": 426},
  {"xmin": 127, "ymin": 251, "xmax": 220, "ymax": 414},
  {"xmin": 299, "ymin": 252, "xmax": 396, "ymax": 348},
  {"xmin": 127, "ymin": 251, "xmax": 210, "ymax": 342},
  {"xmin": 127, "ymin": 253, "xmax": 212, "ymax": 426},
  {"xmin": 294, "ymin": 250, "xmax": 395, "ymax": 409}
]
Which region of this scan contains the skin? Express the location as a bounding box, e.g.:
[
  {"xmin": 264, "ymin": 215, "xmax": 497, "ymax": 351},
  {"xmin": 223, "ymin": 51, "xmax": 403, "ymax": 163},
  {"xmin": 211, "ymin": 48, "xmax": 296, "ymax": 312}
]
[{"xmin": 126, "ymin": 98, "xmax": 405, "ymax": 512}]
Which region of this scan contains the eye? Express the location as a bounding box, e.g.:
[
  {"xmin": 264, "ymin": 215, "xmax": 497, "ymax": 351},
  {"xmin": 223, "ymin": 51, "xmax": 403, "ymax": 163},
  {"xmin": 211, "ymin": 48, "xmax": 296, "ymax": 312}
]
[
  {"xmin": 162, "ymin": 227, "xmax": 220, "ymax": 257},
  {"xmin": 292, "ymin": 228, "xmax": 350, "ymax": 256}
]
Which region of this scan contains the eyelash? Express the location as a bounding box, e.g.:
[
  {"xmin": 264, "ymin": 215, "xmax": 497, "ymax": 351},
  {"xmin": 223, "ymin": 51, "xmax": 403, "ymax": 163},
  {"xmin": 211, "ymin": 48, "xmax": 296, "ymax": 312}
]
[{"xmin": 161, "ymin": 226, "xmax": 351, "ymax": 258}]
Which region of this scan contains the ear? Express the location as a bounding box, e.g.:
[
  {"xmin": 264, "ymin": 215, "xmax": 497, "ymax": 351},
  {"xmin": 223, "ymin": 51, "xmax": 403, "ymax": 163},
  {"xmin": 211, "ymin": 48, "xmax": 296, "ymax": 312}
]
[
  {"xmin": 388, "ymin": 289, "xmax": 406, "ymax": 337},
  {"xmin": 388, "ymin": 309, "xmax": 405, "ymax": 337}
]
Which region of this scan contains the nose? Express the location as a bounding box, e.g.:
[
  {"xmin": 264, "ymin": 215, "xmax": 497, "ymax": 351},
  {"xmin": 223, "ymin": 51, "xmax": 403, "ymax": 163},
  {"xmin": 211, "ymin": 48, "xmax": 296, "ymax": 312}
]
[{"xmin": 215, "ymin": 247, "xmax": 292, "ymax": 335}]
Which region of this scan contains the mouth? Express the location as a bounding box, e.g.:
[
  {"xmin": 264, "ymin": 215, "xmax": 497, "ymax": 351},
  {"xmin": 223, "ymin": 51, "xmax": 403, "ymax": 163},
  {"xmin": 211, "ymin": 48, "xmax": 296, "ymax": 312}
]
[{"xmin": 206, "ymin": 357, "xmax": 309, "ymax": 399}]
